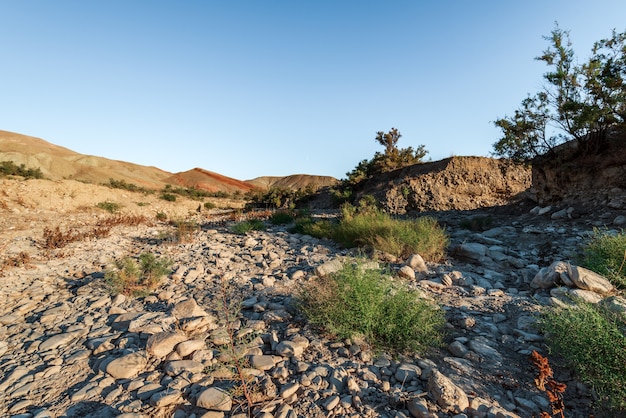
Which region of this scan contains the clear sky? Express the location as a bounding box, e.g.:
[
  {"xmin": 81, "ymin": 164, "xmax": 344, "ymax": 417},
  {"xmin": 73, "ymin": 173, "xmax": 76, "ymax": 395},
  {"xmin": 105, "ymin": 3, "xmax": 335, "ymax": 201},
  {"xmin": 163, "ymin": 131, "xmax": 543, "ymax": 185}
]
[{"xmin": 1, "ymin": 1, "xmax": 625, "ymax": 180}]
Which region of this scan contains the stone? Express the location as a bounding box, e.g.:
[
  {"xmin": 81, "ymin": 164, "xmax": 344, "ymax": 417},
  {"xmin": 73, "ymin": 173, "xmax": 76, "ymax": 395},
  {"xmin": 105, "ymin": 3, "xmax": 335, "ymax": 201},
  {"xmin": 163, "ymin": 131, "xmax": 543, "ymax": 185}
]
[
  {"xmin": 407, "ymin": 398, "xmax": 431, "ymax": 418},
  {"xmin": 394, "ymin": 363, "xmax": 421, "ymax": 382},
  {"xmin": 146, "ymin": 331, "xmax": 188, "ymax": 358},
  {"xmin": 453, "ymin": 242, "xmax": 488, "ymax": 261},
  {"xmin": 106, "ymin": 351, "xmax": 148, "ymax": 379},
  {"xmin": 172, "ymin": 298, "xmax": 209, "ymax": 319},
  {"xmin": 164, "ymin": 360, "xmax": 204, "ymax": 376},
  {"xmin": 569, "ymin": 265, "xmax": 615, "ymax": 295},
  {"xmin": 323, "ymin": 395, "xmax": 340, "ymax": 411},
  {"xmin": 280, "ymin": 382, "xmax": 300, "ymax": 399},
  {"xmin": 275, "ymin": 340, "xmax": 304, "ymax": 358},
  {"xmin": 428, "ymin": 369, "xmax": 469, "ymax": 413},
  {"xmin": 530, "ymin": 261, "xmax": 569, "ymax": 289},
  {"xmin": 196, "ymin": 387, "xmax": 233, "ymax": 411},
  {"xmin": 150, "ymin": 389, "xmax": 183, "ymax": 407},
  {"xmin": 39, "ymin": 331, "xmax": 78, "ymax": 351},
  {"xmin": 315, "ymin": 258, "xmax": 343, "ymax": 277},
  {"xmin": 176, "ymin": 339, "xmax": 206, "ymax": 357},
  {"xmin": 407, "ymin": 253, "xmax": 428, "ymax": 273},
  {"xmin": 398, "ymin": 265, "xmax": 416, "ymax": 280},
  {"xmin": 614, "ymin": 215, "xmax": 626, "ymax": 226}
]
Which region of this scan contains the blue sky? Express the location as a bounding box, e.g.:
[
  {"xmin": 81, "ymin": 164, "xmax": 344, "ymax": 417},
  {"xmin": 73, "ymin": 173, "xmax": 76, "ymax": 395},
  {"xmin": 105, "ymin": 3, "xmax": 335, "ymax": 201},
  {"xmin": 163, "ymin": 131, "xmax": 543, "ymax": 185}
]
[{"xmin": 1, "ymin": 1, "xmax": 625, "ymax": 180}]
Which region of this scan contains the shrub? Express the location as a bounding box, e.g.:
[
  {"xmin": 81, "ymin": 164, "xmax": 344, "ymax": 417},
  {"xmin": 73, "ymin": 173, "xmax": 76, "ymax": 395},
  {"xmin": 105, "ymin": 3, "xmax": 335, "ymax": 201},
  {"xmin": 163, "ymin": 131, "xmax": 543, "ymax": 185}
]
[
  {"xmin": 0, "ymin": 160, "xmax": 44, "ymax": 179},
  {"xmin": 299, "ymin": 261, "xmax": 445, "ymax": 353},
  {"xmin": 231, "ymin": 219, "xmax": 266, "ymax": 235},
  {"xmin": 297, "ymin": 204, "xmax": 447, "ymax": 261},
  {"xmin": 579, "ymin": 229, "xmax": 626, "ymax": 288},
  {"xmin": 539, "ymin": 299, "xmax": 626, "ymax": 411},
  {"xmin": 156, "ymin": 211, "xmax": 167, "ymax": 221},
  {"xmin": 106, "ymin": 178, "xmax": 152, "ymax": 194},
  {"xmin": 96, "ymin": 201, "xmax": 122, "ymax": 214},
  {"xmin": 204, "ymin": 201, "xmax": 217, "ymax": 210},
  {"xmin": 270, "ymin": 211, "xmax": 294, "ymax": 225},
  {"xmin": 105, "ymin": 252, "xmax": 172, "ymax": 296},
  {"xmin": 160, "ymin": 193, "xmax": 177, "ymax": 202},
  {"xmin": 169, "ymin": 219, "xmax": 199, "ymax": 243}
]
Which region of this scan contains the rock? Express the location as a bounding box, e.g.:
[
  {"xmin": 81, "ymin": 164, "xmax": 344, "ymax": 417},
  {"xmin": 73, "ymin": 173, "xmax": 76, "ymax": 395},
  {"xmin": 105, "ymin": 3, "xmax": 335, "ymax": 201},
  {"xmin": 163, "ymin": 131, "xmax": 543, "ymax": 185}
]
[
  {"xmin": 407, "ymin": 254, "xmax": 428, "ymax": 273},
  {"xmin": 106, "ymin": 351, "xmax": 148, "ymax": 379},
  {"xmin": 569, "ymin": 265, "xmax": 615, "ymax": 295},
  {"xmin": 453, "ymin": 242, "xmax": 488, "ymax": 261},
  {"xmin": 394, "ymin": 363, "xmax": 421, "ymax": 382},
  {"xmin": 176, "ymin": 339, "xmax": 206, "ymax": 357},
  {"xmin": 146, "ymin": 331, "xmax": 188, "ymax": 358},
  {"xmin": 249, "ymin": 355, "xmax": 278, "ymax": 371},
  {"xmin": 164, "ymin": 360, "xmax": 204, "ymax": 376},
  {"xmin": 275, "ymin": 340, "xmax": 304, "ymax": 358},
  {"xmin": 323, "ymin": 395, "xmax": 340, "ymax": 411},
  {"xmin": 172, "ymin": 298, "xmax": 210, "ymax": 319},
  {"xmin": 150, "ymin": 389, "xmax": 182, "ymax": 407},
  {"xmin": 427, "ymin": 369, "xmax": 469, "ymax": 414},
  {"xmin": 315, "ymin": 259, "xmax": 343, "ymax": 277},
  {"xmin": 39, "ymin": 331, "xmax": 78, "ymax": 351},
  {"xmin": 530, "ymin": 261, "xmax": 569, "ymax": 289},
  {"xmin": 280, "ymin": 382, "xmax": 300, "ymax": 399},
  {"xmin": 614, "ymin": 215, "xmax": 626, "ymax": 226},
  {"xmin": 196, "ymin": 387, "xmax": 233, "ymax": 411},
  {"xmin": 408, "ymin": 398, "xmax": 432, "ymax": 418},
  {"xmin": 398, "ymin": 265, "xmax": 416, "ymax": 280}
]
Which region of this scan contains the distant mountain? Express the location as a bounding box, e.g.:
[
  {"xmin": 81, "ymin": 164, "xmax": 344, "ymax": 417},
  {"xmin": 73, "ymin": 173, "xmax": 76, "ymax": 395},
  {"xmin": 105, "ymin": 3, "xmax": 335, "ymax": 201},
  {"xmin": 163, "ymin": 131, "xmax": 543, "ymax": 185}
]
[{"xmin": 0, "ymin": 130, "xmax": 338, "ymax": 193}]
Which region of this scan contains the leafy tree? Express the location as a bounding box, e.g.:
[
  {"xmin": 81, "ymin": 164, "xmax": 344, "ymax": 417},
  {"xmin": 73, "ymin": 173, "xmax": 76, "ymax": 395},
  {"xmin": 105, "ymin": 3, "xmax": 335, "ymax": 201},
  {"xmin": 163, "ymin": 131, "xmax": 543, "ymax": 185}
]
[
  {"xmin": 493, "ymin": 24, "xmax": 626, "ymax": 161},
  {"xmin": 345, "ymin": 128, "xmax": 428, "ymax": 183}
]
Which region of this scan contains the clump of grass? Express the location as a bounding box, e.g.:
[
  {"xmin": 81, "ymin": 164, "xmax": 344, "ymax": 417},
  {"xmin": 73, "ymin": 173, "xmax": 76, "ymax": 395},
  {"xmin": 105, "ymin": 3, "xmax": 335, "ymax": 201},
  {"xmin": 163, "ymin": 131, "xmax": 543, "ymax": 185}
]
[
  {"xmin": 270, "ymin": 210, "xmax": 295, "ymax": 225},
  {"xmin": 105, "ymin": 252, "xmax": 173, "ymax": 296},
  {"xmin": 0, "ymin": 160, "xmax": 43, "ymax": 179},
  {"xmin": 231, "ymin": 219, "xmax": 266, "ymax": 235},
  {"xmin": 539, "ymin": 300, "xmax": 626, "ymax": 411},
  {"xmin": 160, "ymin": 193, "xmax": 177, "ymax": 202},
  {"xmin": 170, "ymin": 219, "xmax": 199, "ymax": 243},
  {"xmin": 295, "ymin": 204, "xmax": 447, "ymax": 261},
  {"xmin": 96, "ymin": 201, "xmax": 122, "ymax": 214},
  {"xmin": 579, "ymin": 229, "xmax": 626, "ymax": 288},
  {"xmin": 156, "ymin": 211, "xmax": 167, "ymax": 221},
  {"xmin": 299, "ymin": 261, "xmax": 445, "ymax": 353},
  {"xmin": 204, "ymin": 201, "xmax": 217, "ymax": 210}
]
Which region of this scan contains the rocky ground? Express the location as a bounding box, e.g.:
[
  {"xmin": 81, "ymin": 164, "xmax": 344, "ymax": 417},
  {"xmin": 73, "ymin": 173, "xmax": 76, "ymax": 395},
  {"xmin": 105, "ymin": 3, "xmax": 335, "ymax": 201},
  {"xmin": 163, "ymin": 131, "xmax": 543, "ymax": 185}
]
[{"xmin": 1, "ymin": 178, "xmax": 626, "ymax": 418}]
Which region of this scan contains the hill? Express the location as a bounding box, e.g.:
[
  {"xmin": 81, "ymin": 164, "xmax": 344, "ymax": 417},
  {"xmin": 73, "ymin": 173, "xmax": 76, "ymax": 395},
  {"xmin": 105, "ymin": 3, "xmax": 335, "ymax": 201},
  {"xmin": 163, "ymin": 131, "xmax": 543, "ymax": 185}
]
[{"xmin": 0, "ymin": 130, "xmax": 336, "ymax": 193}]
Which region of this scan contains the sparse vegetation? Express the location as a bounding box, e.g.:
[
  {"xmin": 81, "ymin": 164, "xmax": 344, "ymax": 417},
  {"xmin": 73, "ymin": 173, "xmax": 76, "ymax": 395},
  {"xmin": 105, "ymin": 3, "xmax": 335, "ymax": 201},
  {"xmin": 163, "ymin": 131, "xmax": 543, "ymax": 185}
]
[
  {"xmin": 156, "ymin": 211, "xmax": 167, "ymax": 221},
  {"xmin": 0, "ymin": 160, "xmax": 44, "ymax": 179},
  {"xmin": 106, "ymin": 178, "xmax": 153, "ymax": 194},
  {"xmin": 105, "ymin": 252, "xmax": 172, "ymax": 296},
  {"xmin": 579, "ymin": 229, "xmax": 626, "ymax": 288},
  {"xmin": 295, "ymin": 203, "xmax": 447, "ymax": 261},
  {"xmin": 298, "ymin": 261, "xmax": 445, "ymax": 352},
  {"xmin": 493, "ymin": 25, "xmax": 626, "ymax": 161},
  {"xmin": 539, "ymin": 299, "xmax": 626, "ymax": 411},
  {"xmin": 245, "ymin": 185, "xmax": 318, "ymax": 210},
  {"xmin": 160, "ymin": 192, "xmax": 177, "ymax": 202},
  {"xmin": 231, "ymin": 219, "xmax": 266, "ymax": 235},
  {"xmin": 169, "ymin": 219, "xmax": 199, "ymax": 243},
  {"xmin": 96, "ymin": 200, "xmax": 122, "ymax": 214},
  {"xmin": 270, "ymin": 210, "xmax": 295, "ymax": 225},
  {"xmin": 203, "ymin": 201, "xmax": 217, "ymax": 210}
]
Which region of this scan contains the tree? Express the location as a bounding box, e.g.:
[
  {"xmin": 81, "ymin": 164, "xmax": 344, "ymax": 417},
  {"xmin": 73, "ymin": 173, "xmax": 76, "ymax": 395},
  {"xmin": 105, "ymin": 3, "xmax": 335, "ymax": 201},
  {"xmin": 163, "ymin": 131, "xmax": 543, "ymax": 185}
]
[
  {"xmin": 345, "ymin": 128, "xmax": 428, "ymax": 183},
  {"xmin": 493, "ymin": 24, "xmax": 626, "ymax": 161}
]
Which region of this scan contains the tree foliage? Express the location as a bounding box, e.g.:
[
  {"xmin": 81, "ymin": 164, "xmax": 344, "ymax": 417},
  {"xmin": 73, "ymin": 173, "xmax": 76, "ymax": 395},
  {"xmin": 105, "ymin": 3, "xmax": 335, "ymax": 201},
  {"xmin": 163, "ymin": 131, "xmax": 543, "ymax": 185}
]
[
  {"xmin": 345, "ymin": 128, "xmax": 428, "ymax": 184},
  {"xmin": 493, "ymin": 24, "xmax": 626, "ymax": 161}
]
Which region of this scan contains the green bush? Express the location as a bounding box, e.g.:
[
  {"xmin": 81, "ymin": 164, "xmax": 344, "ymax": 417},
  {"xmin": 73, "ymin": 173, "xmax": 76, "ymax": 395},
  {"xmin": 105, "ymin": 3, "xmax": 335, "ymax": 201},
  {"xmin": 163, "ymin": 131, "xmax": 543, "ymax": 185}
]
[
  {"xmin": 96, "ymin": 201, "xmax": 122, "ymax": 214},
  {"xmin": 105, "ymin": 252, "xmax": 173, "ymax": 296},
  {"xmin": 270, "ymin": 211, "xmax": 294, "ymax": 225},
  {"xmin": 231, "ymin": 219, "xmax": 266, "ymax": 235},
  {"xmin": 580, "ymin": 229, "xmax": 626, "ymax": 288},
  {"xmin": 156, "ymin": 211, "xmax": 167, "ymax": 221},
  {"xmin": 160, "ymin": 193, "xmax": 177, "ymax": 202},
  {"xmin": 204, "ymin": 201, "xmax": 217, "ymax": 210},
  {"xmin": 539, "ymin": 299, "xmax": 626, "ymax": 411},
  {"xmin": 106, "ymin": 178, "xmax": 152, "ymax": 194},
  {"xmin": 299, "ymin": 261, "xmax": 445, "ymax": 353},
  {"xmin": 0, "ymin": 160, "xmax": 44, "ymax": 179},
  {"xmin": 296, "ymin": 204, "xmax": 447, "ymax": 261}
]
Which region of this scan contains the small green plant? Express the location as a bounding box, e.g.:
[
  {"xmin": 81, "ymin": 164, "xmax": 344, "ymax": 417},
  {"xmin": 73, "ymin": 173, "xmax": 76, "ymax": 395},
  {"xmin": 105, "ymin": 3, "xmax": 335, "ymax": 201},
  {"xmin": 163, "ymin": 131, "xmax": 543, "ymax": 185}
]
[
  {"xmin": 96, "ymin": 201, "xmax": 122, "ymax": 214},
  {"xmin": 579, "ymin": 229, "xmax": 626, "ymax": 288},
  {"xmin": 136, "ymin": 201, "xmax": 149, "ymax": 207},
  {"xmin": 105, "ymin": 252, "xmax": 172, "ymax": 296},
  {"xmin": 169, "ymin": 219, "xmax": 199, "ymax": 243},
  {"xmin": 270, "ymin": 211, "xmax": 294, "ymax": 225},
  {"xmin": 160, "ymin": 193, "xmax": 177, "ymax": 202},
  {"xmin": 204, "ymin": 201, "xmax": 217, "ymax": 210},
  {"xmin": 539, "ymin": 299, "xmax": 626, "ymax": 411},
  {"xmin": 299, "ymin": 261, "xmax": 445, "ymax": 353},
  {"xmin": 106, "ymin": 178, "xmax": 152, "ymax": 194},
  {"xmin": 231, "ymin": 219, "xmax": 266, "ymax": 235},
  {"xmin": 156, "ymin": 211, "xmax": 167, "ymax": 221}
]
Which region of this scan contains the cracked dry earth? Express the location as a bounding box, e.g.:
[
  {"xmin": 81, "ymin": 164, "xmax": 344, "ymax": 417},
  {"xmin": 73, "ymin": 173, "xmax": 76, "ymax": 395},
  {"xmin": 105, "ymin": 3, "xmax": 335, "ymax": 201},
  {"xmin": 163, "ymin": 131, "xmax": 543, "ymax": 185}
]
[{"xmin": 1, "ymin": 183, "xmax": 626, "ymax": 417}]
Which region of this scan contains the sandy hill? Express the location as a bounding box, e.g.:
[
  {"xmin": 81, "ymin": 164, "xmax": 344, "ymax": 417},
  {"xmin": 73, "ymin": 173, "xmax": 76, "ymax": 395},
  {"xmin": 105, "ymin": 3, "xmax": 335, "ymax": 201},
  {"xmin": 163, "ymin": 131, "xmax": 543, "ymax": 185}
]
[
  {"xmin": 246, "ymin": 174, "xmax": 338, "ymax": 191},
  {"xmin": 0, "ymin": 130, "xmax": 337, "ymax": 193}
]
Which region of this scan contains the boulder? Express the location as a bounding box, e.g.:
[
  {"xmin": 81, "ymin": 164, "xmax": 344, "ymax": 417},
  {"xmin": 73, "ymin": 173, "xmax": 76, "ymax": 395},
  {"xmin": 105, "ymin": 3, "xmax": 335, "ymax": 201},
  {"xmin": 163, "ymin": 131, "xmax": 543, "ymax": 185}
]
[{"xmin": 427, "ymin": 369, "xmax": 469, "ymax": 414}]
